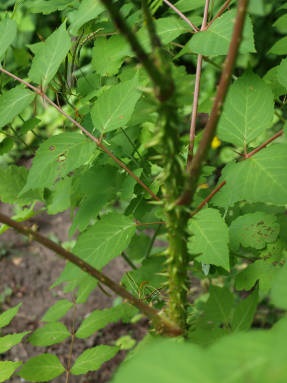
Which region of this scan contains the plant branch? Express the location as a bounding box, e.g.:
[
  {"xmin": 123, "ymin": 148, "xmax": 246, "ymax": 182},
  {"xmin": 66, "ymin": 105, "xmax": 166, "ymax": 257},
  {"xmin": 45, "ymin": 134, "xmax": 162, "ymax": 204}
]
[
  {"xmin": 99, "ymin": 0, "xmax": 173, "ymax": 101},
  {"xmin": 245, "ymin": 129, "xmax": 284, "ymax": 159},
  {"xmin": 187, "ymin": 0, "xmax": 210, "ymax": 167},
  {"xmin": 206, "ymin": 0, "xmax": 232, "ymax": 29},
  {"xmin": 191, "ymin": 129, "xmax": 284, "ymax": 216},
  {"xmin": 177, "ymin": 0, "xmax": 249, "ymax": 205},
  {"xmin": 0, "ymin": 67, "xmax": 159, "ymax": 202},
  {"xmin": 162, "ymin": 0, "xmax": 199, "ymax": 32},
  {"xmin": 0, "ymin": 210, "xmax": 182, "ymax": 337}
]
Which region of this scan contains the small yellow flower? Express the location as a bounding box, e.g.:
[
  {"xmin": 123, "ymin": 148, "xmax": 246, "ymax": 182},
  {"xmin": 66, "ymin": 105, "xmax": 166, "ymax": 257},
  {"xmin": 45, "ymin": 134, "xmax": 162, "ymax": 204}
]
[{"xmin": 211, "ymin": 136, "xmax": 221, "ymax": 149}]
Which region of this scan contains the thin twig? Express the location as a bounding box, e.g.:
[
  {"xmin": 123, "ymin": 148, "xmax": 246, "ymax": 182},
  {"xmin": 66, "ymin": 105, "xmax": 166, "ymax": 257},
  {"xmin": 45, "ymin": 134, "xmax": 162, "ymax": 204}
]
[
  {"xmin": 177, "ymin": 0, "xmax": 249, "ymax": 205},
  {"xmin": 187, "ymin": 0, "xmax": 210, "ymax": 167},
  {"xmin": 163, "ymin": 0, "xmax": 199, "ymax": 32},
  {"xmin": 0, "ymin": 210, "xmax": 182, "ymax": 336},
  {"xmin": 206, "ymin": 0, "xmax": 232, "ymax": 29},
  {"xmin": 244, "ymin": 129, "xmax": 284, "ymax": 159},
  {"xmin": 190, "ymin": 180, "xmax": 226, "ymax": 216},
  {"xmin": 0, "ymin": 67, "xmax": 159, "ymax": 202},
  {"xmin": 191, "ymin": 129, "xmax": 284, "ymax": 216}
]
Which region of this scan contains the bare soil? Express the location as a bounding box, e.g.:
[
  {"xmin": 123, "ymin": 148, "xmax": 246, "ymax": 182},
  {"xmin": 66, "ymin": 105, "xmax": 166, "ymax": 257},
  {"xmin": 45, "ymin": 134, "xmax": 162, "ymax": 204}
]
[{"xmin": 0, "ymin": 204, "xmax": 148, "ymax": 383}]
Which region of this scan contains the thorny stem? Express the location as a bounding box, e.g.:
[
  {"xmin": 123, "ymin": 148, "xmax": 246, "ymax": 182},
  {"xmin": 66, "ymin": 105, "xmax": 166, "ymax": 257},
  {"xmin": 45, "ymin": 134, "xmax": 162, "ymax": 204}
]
[
  {"xmin": 187, "ymin": 0, "xmax": 210, "ymax": 167},
  {"xmin": 99, "ymin": 0, "xmax": 174, "ymax": 101},
  {"xmin": 178, "ymin": 0, "xmax": 249, "ymax": 206},
  {"xmin": 0, "ymin": 211, "xmax": 182, "ymax": 337},
  {"xmin": 162, "ymin": 0, "xmax": 199, "ymax": 32},
  {"xmin": 0, "ymin": 67, "xmax": 159, "ymax": 202}
]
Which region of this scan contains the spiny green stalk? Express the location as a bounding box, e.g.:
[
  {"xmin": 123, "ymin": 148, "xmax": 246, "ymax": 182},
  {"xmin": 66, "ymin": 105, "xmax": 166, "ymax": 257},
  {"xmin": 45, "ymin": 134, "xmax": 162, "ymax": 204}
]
[{"xmin": 159, "ymin": 102, "xmax": 189, "ymax": 330}]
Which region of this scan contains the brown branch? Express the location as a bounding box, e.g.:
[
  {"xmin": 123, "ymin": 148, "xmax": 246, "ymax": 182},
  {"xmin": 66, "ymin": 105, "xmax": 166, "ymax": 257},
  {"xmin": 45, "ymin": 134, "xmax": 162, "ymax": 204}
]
[
  {"xmin": 187, "ymin": 0, "xmax": 210, "ymax": 167},
  {"xmin": 163, "ymin": 0, "xmax": 199, "ymax": 32},
  {"xmin": 245, "ymin": 129, "xmax": 284, "ymax": 159},
  {"xmin": 191, "ymin": 129, "xmax": 284, "ymax": 216},
  {"xmin": 177, "ymin": 0, "xmax": 249, "ymax": 206},
  {"xmin": 0, "ymin": 67, "xmax": 159, "ymax": 202},
  {"xmin": 206, "ymin": 0, "xmax": 232, "ymax": 29},
  {"xmin": 0, "ymin": 211, "xmax": 182, "ymax": 336},
  {"xmin": 190, "ymin": 180, "xmax": 226, "ymax": 216}
]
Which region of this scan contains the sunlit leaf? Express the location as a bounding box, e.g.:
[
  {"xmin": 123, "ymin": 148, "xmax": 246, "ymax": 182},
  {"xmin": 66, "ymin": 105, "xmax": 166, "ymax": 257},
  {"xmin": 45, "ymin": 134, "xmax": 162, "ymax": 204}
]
[
  {"xmin": 18, "ymin": 354, "xmax": 65, "ymax": 382},
  {"xmin": 218, "ymin": 73, "xmax": 274, "ymax": 148},
  {"xmin": 29, "ymin": 323, "xmax": 70, "ymax": 346},
  {"xmin": 0, "ymin": 304, "xmax": 21, "ymax": 329},
  {"xmin": 41, "ymin": 299, "xmax": 73, "ymax": 322},
  {"xmin": 71, "ymin": 345, "xmax": 118, "ymax": 375},
  {"xmin": 69, "ymin": 0, "xmax": 105, "ymax": 35},
  {"xmin": 0, "ymin": 332, "xmax": 29, "ymax": 354},
  {"xmin": 0, "ymin": 87, "xmax": 34, "ymax": 130},
  {"xmin": 0, "ymin": 18, "xmax": 17, "ymax": 60},
  {"xmin": 0, "ymin": 361, "xmax": 22, "ymax": 383},
  {"xmin": 28, "ymin": 23, "xmax": 71, "ymax": 89}
]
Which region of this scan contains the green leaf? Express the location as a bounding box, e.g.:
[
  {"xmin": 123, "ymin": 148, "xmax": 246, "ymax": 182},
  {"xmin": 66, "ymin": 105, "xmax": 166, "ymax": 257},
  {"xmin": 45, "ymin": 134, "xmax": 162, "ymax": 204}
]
[
  {"xmin": 212, "ymin": 143, "xmax": 287, "ymax": 208},
  {"xmin": 218, "ymin": 73, "xmax": 274, "ymax": 147},
  {"xmin": 231, "ymin": 288, "xmax": 258, "ymax": 331},
  {"xmin": 137, "ymin": 17, "xmax": 188, "ymax": 51},
  {"xmin": 47, "ymin": 177, "xmax": 72, "ymax": 214},
  {"xmin": 24, "ymin": 0, "xmax": 75, "ymax": 14},
  {"xmin": 174, "ymin": 0, "xmax": 204, "ymax": 12},
  {"xmin": 70, "ymin": 164, "xmax": 119, "ymax": 233},
  {"xmin": 29, "ymin": 322, "xmax": 70, "ymax": 346},
  {"xmin": 76, "ymin": 304, "xmax": 137, "ymax": 339},
  {"xmin": 277, "ymin": 58, "xmax": 287, "ymax": 89},
  {"xmin": 71, "ymin": 345, "xmax": 119, "ymax": 375},
  {"xmin": 41, "ymin": 299, "xmax": 73, "ymax": 322},
  {"xmin": 273, "ymin": 13, "xmax": 287, "ymax": 33},
  {"xmin": 270, "ymin": 263, "xmax": 287, "ymax": 309},
  {"xmin": 28, "ymin": 23, "xmax": 71, "ymax": 89},
  {"xmin": 21, "ymin": 132, "xmax": 95, "ymax": 192},
  {"xmin": 54, "ymin": 213, "xmax": 136, "ymax": 301},
  {"xmin": 112, "ymin": 337, "xmax": 213, "ymax": 383},
  {"xmin": 184, "ymin": 11, "xmax": 255, "ymax": 56},
  {"xmin": 188, "ymin": 208, "xmax": 229, "ymax": 270},
  {"xmin": 229, "ymin": 212, "xmax": 280, "ymax": 251},
  {"xmin": 92, "ymin": 35, "xmax": 131, "ymax": 76},
  {"xmin": 0, "ymin": 86, "xmax": 34, "ymax": 130},
  {"xmin": 18, "ymin": 354, "xmax": 65, "ymax": 382},
  {"xmin": 0, "ymin": 332, "xmax": 29, "ymax": 354},
  {"xmin": 202, "ymin": 286, "xmax": 234, "ymax": 327},
  {"xmin": 68, "ymin": 0, "xmax": 105, "ymax": 35},
  {"xmin": 0, "ymin": 361, "xmax": 22, "ymax": 383},
  {"xmin": 268, "ymin": 36, "xmax": 287, "ymax": 55},
  {"xmin": 235, "ymin": 260, "xmax": 277, "ymax": 295},
  {"xmin": 0, "ymin": 303, "xmax": 21, "ymax": 329},
  {"xmin": 0, "ymin": 165, "xmax": 27, "ymax": 204},
  {"xmin": 91, "ymin": 76, "xmax": 141, "ymax": 134},
  {"xmin": 0, "ymin": 18, "xmax": 17, "ymax": 60}
]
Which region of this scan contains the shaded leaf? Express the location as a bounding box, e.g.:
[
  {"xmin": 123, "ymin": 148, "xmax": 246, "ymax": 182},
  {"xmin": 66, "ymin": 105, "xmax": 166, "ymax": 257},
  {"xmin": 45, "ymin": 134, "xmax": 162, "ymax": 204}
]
[
  {"xmin": 29, "ymin": 323, "xmax": 70, "ymax": 346},
  {"xmin": 188, "ymin": 208, "xmax": 229, "ymax": 270},
  {"xmin": 231, "ymin": 288, "xmax": 258, "ymax": 331},
  {"xmin": 229, "ymin": 212, "xmax": 280, "ymax": 251},
  {"xmin": 0, "ymin": 18, "xmax": 17, "ymax": 60},
  {"xmin": 91, "ymin": 76, "xmax": 141, "ymax": 134},
  {"xmin": 18, "ymin": 354, "xmax": 65, "ymax": 382},
  {"xmin": 0, "ymin": 166, "xmax": 27, "ymax": 204},
  {"xmin": 69, "ymin": 0, "xmax": 105, "ymax": 35},
  {"xmin": 218, "ymin": 73, "xmax": 274, "ymax": 148},
  {"xmin": 277, "ymin": 58, "xmax": 287, "ymax": 88},
  {"xmin": 268, "ymin": 36, "xmax": 287, "ymax": 55},
  {"xmin": 24, "ymin": 0, "xmax": 75, "ymax": 14},
  {"xmin": 71, "ymin": 345, "xmax": 119, "ymax": 375},
  {"xmin": 270, "ymin": 263, "xmax": 287, "ymax": 309},
  {"xmin": 29, "ymin": 23, "xmax": 71, "ymax": 89},
  {"xmin": 0, "ymin": 87, "xmax": 34, "ymax": 130}
]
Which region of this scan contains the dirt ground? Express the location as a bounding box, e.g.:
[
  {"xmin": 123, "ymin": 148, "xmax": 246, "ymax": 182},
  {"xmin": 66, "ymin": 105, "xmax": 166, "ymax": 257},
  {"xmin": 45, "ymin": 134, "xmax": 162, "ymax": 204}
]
[{"xmin": 0, "ymin": 203, "xmax": 148, "ymax": 383}]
